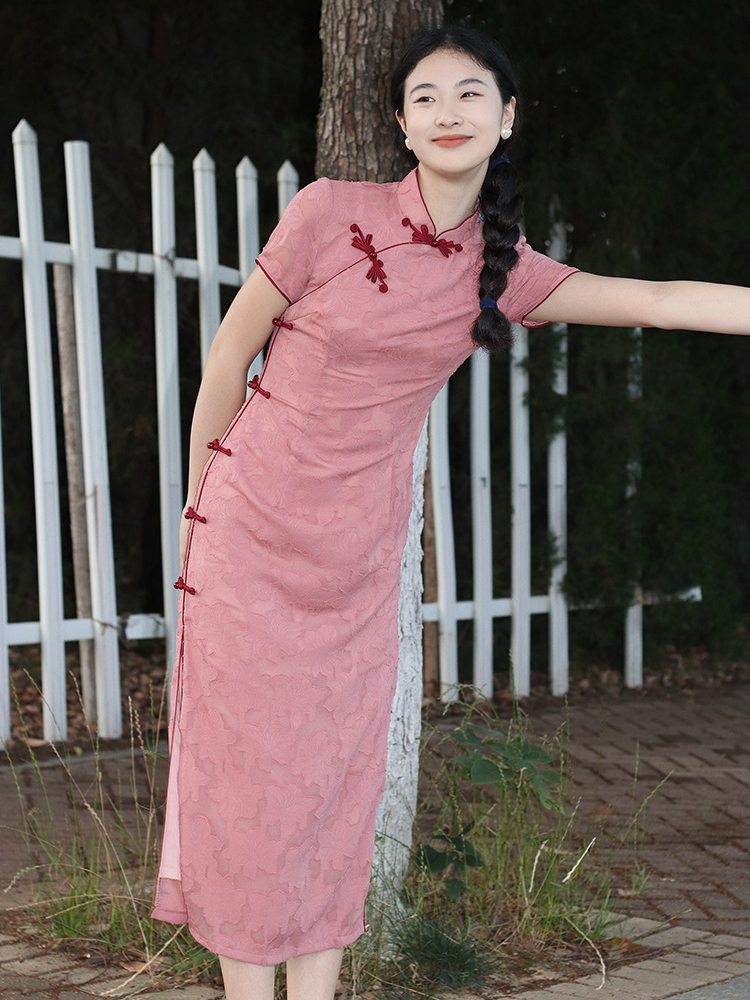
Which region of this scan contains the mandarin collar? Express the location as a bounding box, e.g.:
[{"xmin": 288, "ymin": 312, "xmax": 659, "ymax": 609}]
[{"xmin": 396, "ymin": 167, "xmax": 481, "ymax": 241}]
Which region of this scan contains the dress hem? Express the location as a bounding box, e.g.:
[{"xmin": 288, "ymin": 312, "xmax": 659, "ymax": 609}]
[{"xmin": 151, "ymin": 908, "xmax": 367, "ymax": 966}]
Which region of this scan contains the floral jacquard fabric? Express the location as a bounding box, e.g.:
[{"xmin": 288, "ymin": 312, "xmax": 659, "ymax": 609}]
[{"xmin": 150, "ymin": 169, "xmax": 578, "ymax": 965}]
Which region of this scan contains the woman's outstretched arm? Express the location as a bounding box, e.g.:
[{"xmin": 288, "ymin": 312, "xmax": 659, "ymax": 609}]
[
  {"xmin": 181, "ymin": 267, "xmax": 289, "ymax": 566},
  {"xmin": 526, "ymin": 271, "xmax": 750, "ymax": 335}
]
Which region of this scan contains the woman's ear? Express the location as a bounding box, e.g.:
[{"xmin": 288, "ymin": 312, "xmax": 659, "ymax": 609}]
[
  {"xmin": 395, "ymin": 110, "xmax": 407, "ymax": 135},
  {"xmin": 503, "ymin": 96, "xmax": 517, "ymax": 132}
]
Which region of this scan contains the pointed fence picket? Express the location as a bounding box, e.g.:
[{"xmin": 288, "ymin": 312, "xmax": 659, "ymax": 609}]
[
  {"xmin": 0, "ymin": 121, "xmax": 699, "ymax": 743},
  {"xmin": 151, "ymin": 143, "xmax": 183, "ymax": 678},
  {"xmin": 64, "ymin": 141, "xmax": 121, "ymax": 738},
  {"xmin": 12, "ymin": 120, "xmax": 68, "ymax": 742}
]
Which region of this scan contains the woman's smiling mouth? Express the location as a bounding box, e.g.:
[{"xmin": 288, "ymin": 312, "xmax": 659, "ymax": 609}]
[{"xmin": 432, "ymin": 135, "xmax": 472, "ymax": 147}]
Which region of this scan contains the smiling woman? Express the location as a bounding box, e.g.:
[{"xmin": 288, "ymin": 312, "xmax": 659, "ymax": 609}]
[
  {"xmin": 150, "ymin": 21, "xmax": 750, "ymax": 1000},
  {"xmin": 395, "ymin": 53, "xmax": 512, "ymax": 203},
  {"xmin": 392, "ymin": 27, "xmax": 526, "ymax": 352}
]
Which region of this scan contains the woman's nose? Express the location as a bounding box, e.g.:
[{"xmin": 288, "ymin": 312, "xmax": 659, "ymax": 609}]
[{"xmin": 435, "ymin": 103, "xmax": 462, "ymax": 127}]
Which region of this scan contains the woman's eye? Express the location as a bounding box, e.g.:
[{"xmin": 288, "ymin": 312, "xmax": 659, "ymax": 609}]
[{"xmin": 462, "ymin": 90, "xmax": 481, "ymax": 98}]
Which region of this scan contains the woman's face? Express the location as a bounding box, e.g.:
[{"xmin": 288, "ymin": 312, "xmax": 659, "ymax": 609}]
[{"xmin": 396, "ymin": 48, "xmax": 515, "ymax": 181}]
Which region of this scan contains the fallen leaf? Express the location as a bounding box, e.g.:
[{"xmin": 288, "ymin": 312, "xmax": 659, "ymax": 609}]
[{"xmin": 120, "ymin": 960, "xmax": 147, "ymax": 973}]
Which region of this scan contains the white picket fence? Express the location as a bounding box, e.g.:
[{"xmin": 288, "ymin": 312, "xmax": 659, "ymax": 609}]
[{"xmin": 0, "ymin": 121, "xmax": 667, "ymax": 743}]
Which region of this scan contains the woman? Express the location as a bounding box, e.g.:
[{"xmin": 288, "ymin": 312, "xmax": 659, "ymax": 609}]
[{"xmin": 151, "ymin": 24, "xmax": 750, "ymax": 1000}]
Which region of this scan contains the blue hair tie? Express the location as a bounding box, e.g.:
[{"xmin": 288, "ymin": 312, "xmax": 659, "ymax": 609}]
[
  {"xmin": 490, "ymin": 156, "xmax": 510, "ymax": 169},
  {"xmin": 480, "ymin": 298, "xmax": 497, "ymax": 311}
]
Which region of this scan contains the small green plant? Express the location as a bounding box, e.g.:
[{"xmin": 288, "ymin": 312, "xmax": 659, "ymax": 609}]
[
  {"xmin": 451, "ymin": 720, "xmax": 564, "ymax": 812},
  {"xmin": 414, "ymin": 820, "xmax": 483, "ymax": 900},
  {"xmin": 388, "ymin": 695, "xmax": 632, "ymax": 991}
]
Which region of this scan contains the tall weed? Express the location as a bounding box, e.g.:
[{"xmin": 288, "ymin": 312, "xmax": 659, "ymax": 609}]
[
  {"xmin": 351, "ymin": 695, "xmax": 640, "ymax": 995},
  {"xmin": 7, "ymin": 677, "xmax": 219, "ymax": 989}
]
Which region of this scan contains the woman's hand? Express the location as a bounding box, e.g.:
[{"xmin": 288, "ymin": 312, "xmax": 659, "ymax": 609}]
[{"xmin": 176, "ymin": 267, "xmax": 289, "ymax": 580}]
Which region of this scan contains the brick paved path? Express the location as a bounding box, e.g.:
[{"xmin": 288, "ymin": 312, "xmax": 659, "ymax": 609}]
[
  {"xmin": 528, "ymin": 684, "xmax": 750, "ymax": 936},
  {"xmin": 2, "ymin": 682, "xmax": 749, "ymax": 998}
]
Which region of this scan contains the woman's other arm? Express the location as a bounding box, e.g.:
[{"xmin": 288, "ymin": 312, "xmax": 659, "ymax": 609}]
[
  {"xmin": 181, "ymin": 267, "xmax": 289, "ymax": 565},
  {"xmin": 526, "ymin": 272, "xmax": 750, "ymax": 335}
]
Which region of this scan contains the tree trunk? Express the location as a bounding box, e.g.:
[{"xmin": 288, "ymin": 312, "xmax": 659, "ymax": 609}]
[
  {"xmin": 53, "ymin": 263, "xmax": 96, "ymax": 722},
  {"xmin": 317, "ymin": 0, "xmax": 443, "ymax": 917},
  {"xmin": 317, "ymin": 0, "xmax": 443, "ymax": 183}
]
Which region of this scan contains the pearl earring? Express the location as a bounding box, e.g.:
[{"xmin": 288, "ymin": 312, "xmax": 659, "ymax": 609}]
[
  {"xmin": 404, "ymin": 137, "xmax": 412, "ymax": 150},
  {"xmin": 501, "ymin": 127, "xmax": 513, "ymax": 140}
]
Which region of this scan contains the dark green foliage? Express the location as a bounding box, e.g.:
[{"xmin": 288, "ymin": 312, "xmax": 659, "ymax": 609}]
[
  {"xmin": 444, "ymin": 0, "xmax": 750, "ymax": 671},
  {"xmin": 415, "ymin": 819, "xmax": 484, "ymax": 899},
  {"xmin": 452, "ymin": 722, "xmax": 562, "ymax": 811}
]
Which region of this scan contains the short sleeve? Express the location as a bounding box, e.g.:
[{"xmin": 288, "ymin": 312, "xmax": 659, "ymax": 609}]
[
  {"xmin": 499, "ymin": 237, "xmax": 579, "ymax": 328},
  {"xmin": 255, "ymin": 178, "xmax": 334, "ymax": 304}
]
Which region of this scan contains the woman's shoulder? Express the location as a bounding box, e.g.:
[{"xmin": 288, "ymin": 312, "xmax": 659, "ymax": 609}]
[{"xmin": 295, "ymin": 176, "xmax": 401, "ymax": 213}]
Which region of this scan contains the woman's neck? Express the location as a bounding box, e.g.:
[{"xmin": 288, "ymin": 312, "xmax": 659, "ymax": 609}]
[{"xmin": 416, "ymin": 164, "xmax": 485, "ymax": 234}]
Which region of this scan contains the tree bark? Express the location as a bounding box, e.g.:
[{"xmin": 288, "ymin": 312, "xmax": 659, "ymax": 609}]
[
  {"xmin": 317, "ymin": 0, "xmax": 443, "ymax": 183},
  {"xmin": 316, "ymin": 0, "xmax": 444, "ymax": 919},
  {"xmin": 53, "ymin": 263, "xmax": 96, "ymax": 722}
]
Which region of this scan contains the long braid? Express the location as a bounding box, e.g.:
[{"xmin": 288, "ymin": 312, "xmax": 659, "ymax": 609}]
[
  {"xmin": 472, "ymin": 157, "xmax": 523, "ymax": 353},
  {"xmin": 391, "ymin": 25, "xmax": 523, "ymax": 355}
]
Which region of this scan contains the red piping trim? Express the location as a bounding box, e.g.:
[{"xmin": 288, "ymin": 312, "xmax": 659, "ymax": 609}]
[
  {"xmin": 520, "ymin": 269, "xmax": 581, "ymax": 328},
  {"xmin": 413, "ymin": 167, "xmax": 478, "ymax": 237},
  {"xmin": 255, "ymin": 259, "xmax": 292, "ymax": 304}
]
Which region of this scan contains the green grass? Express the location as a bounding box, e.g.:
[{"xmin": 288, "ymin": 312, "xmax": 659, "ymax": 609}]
[
  {"xmin": 347, "ymin": 693, "xmax": 658, "ymax": 996},
  {"xmin": 8, "ymin": 676, "xmax": 220, "ymax": 989}
]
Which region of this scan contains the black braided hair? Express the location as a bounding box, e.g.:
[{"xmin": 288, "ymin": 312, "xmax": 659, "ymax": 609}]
[
  {"xmin": 474, "ymin": 157, "xmax": 523, "ymax": 352},
  {"xmin": 391, "ymin": 25, "xmax": 523, "ymax": 353}
]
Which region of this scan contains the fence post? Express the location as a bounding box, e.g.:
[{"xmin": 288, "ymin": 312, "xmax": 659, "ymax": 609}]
[
  {"xmin": 236, "ymin": 157, "xmax": 264, "ymax": 386},
  {"xmin": 64, "ymin": 141, "xmax": 121, "ymax": 738},
  {"xmin": 194, "ymin": 149, "xmax": 221, "ymax": 368},
  {"xmin": 277, "ymin": 160, "xmax": 299, "ymax": 217},
  {"xmin": 470, "ymin": 349, "xmax": 493, "ymax": 697},
  {"xmin": 12, "ymin": 120, "xmax": 67, "ymax": 741},
  {"xmin": 236, "ymin": 156, "xmax": 259, "ymax": 280},
  {"xmin": 429, "ymin": 384, "xmax": 459, "ymax": 695},
  {"xmin": 0, "ymin": 388, "xmax": 9, "ymax": 743},
  {"xmin": 548, "ymin": 327, "xmax": 569, "ymax": 696},
  {"xmin": 510, "ymin": 324, "xmax": 531, "ymax": 697},
  {"xmin": 547, "ymin": 211, "xmax": 570, "ymax": 696},
  {"xmin": 625, "ymin": 327, "xmax": 644, "ymax": 687},
  {"xmin": 151, "ymin": 143, "xmax": 182, "ymax": 679}
]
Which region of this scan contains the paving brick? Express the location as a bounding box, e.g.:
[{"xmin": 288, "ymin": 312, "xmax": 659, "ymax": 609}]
[
  {"xmin": 665, "ymin": 952, "xmax": 750, "ymax": 974},
  {"xmin": 4, "ymin": 954, "xmax": 75, "ymax": 976},
  {"xmin": 682, "ymin": 941, "xmax": 750, "ymax": 957},
  {"xmin": 687, "ymin": 920, "xmax": 750, "ymax": 933},
  {"xmin": 54, "ymin": 966, "xmax": 109, "ymax": 986},
  {"xmin": 79, "ymin": 973, "xmax": 153, "ymax": 995},
  {"xmin": 638, "ymin": 925, "xmax": 710, "ymax": 947},
  {"xmin": 702, "ymin": 934, "xmax": 750, "ymax": 947},
  {"xmin": 0, "ymin": 942, "xmax": 37, "ymax": 962}
]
